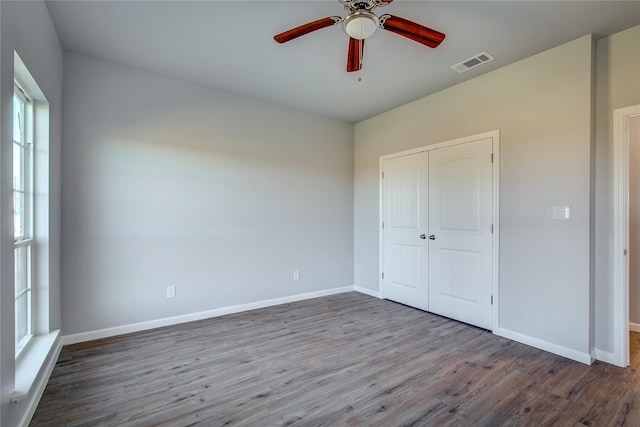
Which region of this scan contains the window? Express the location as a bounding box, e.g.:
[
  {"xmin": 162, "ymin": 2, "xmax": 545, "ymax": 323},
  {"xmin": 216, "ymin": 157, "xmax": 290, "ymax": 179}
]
[
  {"xmin": 13, "ymin": 83, "xmax": 34, "ymax": 357},
  {"xmin": 11, "ymin": 52, "xmax": 57, "ymax": 400}
]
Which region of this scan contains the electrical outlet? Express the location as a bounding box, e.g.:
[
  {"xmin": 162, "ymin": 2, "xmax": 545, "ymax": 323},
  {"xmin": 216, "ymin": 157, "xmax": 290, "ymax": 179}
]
[
  {"xmin": 293, "ymin": 270, "xmax": 300, "ymax": 281},
  {"xmin": 166, "ymin": 285, "xmax": 176, "ymax": 298}
]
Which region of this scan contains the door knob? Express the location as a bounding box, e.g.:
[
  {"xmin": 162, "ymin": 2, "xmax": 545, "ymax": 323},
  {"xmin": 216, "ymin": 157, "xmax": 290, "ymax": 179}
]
[
  {"xmin": 429, "ymin": 235, "xmax": 436, "ymax": 240},
  {"xmin": 419, "ymin": 234, "xmax": 426, "ymax": 239}
]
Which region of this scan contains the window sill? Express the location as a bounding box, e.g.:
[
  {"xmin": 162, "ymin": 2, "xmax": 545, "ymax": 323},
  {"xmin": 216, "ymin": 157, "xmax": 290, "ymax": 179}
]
[{"xmin": 11, "ymin": 330, "xmax": 61, "ymax": 403}]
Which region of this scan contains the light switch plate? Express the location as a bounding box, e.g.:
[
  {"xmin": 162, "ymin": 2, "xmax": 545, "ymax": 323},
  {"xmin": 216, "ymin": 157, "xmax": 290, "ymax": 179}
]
[
  {"xmin": 552, "ymin": 205, "xmax": 571, "ymax": 220},
  {"xmin": 166, "ymin": 285, "xmax": 176, "ymax": 298}
]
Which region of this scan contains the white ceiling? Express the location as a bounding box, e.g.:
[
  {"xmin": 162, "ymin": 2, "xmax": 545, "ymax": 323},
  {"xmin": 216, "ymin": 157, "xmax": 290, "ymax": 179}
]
[{"xmin": 46, "ymin": 0, "xmax": 640, "ymax": 123}]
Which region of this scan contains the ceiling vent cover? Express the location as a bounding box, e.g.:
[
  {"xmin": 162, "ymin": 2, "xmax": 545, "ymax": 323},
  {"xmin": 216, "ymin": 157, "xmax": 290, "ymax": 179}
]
[{"xmin": 451, "ymin": 52, "xmax": 494, "ymax": 73}]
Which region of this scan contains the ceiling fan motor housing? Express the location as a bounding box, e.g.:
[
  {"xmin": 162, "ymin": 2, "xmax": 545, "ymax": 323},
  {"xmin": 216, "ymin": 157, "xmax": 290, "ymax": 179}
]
[{"xmin": 343, "ymin": 10, "xmax": 380, "ymax": 40}]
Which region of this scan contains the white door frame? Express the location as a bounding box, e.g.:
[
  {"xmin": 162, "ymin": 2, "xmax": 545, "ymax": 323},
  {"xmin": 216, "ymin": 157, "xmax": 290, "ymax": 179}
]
[
  {"xmin": 613, "ymin": 104, "xmax": 640, "ymax": 367},
  {"xmin": 379, "ymin": 130, "xmax": 500, "ymax": 331}
]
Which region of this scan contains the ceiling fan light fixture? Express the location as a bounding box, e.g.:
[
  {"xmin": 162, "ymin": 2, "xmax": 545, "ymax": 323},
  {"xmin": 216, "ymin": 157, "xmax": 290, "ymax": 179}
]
[{"xmin": 343, "ymin": 10, "xmax": 379, "ymax": 40}]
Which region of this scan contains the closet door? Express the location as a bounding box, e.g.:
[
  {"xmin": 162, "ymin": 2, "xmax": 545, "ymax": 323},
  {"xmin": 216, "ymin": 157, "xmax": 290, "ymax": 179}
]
[
  {"xmin": 381, "ymin": 152, "xmax": 429, "ymax": 311},
  {"xmin": 427, "ymin": 138, "xmax": 494, "ymax": 329}
]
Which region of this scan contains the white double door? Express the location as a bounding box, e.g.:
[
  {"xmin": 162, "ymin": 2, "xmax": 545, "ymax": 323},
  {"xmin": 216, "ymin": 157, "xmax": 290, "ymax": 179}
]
[{"xmin": 381, "ymin": 136, "xmax": 494, "ymax": 330}]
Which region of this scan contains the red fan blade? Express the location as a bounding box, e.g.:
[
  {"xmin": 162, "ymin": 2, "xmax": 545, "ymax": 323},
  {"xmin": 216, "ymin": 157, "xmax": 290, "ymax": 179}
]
[
  {"xmin": 274, "ymin": 16, "xmax": 341, "ymax": 43},
  {"xmin": 347, "ymin": 37, "xmax": 364, "ymax": 72},
  {"xmin": 380, "ymin": 15, "xmax": 445, "ymax": 48}
]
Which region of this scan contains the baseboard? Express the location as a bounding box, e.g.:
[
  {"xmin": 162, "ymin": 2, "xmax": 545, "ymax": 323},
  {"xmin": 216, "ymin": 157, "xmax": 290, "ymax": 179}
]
[
  {"xmin": 17, "ymin": 334, "xmax": 63, "ymax": 427},
  {"xmin": 630, "ymin": 322, "xmax": 640, "ymax": 333},
  {"xmin": 595, "ymin": 348, "xmax": 617, "ymax": 365},
  {"xmin": 354, "ymin": 285, "xmax": 381, "ymax": 299},
  {"xmin": 496, "ymin": 327, "xmax": 592, "ymax": 365},
  {"xmin": 62, "ymin": 286, "xmax": 354, "ymax": 345}
]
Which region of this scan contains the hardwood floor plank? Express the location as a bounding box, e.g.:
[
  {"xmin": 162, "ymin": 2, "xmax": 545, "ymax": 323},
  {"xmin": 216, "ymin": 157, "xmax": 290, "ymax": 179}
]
[{"xmin": 31, "ymin": 293, "xmax": 640, "ymax": 426}]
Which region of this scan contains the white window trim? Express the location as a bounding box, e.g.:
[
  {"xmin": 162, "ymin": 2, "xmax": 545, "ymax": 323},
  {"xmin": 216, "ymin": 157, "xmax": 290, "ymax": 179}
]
[{"xmin": 13, "ymin": 83, "xmax": 36, "ymax": 359}]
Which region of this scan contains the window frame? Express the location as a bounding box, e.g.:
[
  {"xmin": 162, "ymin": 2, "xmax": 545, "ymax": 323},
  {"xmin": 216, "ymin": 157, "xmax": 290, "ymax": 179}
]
[{"xmin": 13, "ymin": 82, "xmax": 35, "ymax": 359}]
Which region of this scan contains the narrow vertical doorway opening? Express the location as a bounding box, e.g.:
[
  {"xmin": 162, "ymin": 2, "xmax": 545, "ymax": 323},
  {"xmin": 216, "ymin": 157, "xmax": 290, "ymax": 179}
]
[
  {"xmin": 613, "ymin": 104, "xmax": 640, "ymax": 367},
  {"xmin": 628, "ymin": 114, "xmax": 640, "ymax": 363}
]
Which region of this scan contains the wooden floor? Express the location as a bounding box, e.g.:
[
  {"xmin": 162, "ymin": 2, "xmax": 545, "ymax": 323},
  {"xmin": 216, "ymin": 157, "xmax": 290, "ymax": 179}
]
[
  {"xmin": 632, "ymin": 331, "xmax": 640, "ymax": 366},
  {"xmin": 32, "ymin": 293, "xmax": 640, "ymax": 426}
]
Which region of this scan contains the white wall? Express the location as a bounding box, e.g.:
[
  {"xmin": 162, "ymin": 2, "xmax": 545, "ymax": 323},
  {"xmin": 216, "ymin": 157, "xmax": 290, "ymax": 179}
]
[
  {"xmin": 594, "ymin": 25, "xmax": 640, "ymax": 352},
  {"xmin": 0, "ymin": 1, "xmax": 63, "ymax": 426},
  {"xmin": 61, "ymin": 53, "xmax": 354, "ymax": 335},
  {"xmin": 355, "ymin": 36, "xmax": 594, "ymax": 360},
  {"xmin": 628, "ymin": 115, "xmax": 640, "ymax": 326}
]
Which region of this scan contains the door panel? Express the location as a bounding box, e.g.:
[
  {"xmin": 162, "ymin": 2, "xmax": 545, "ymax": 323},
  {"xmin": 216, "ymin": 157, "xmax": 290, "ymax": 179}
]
[
  {"xmin": 382, "ymin": 152, "xmax": 429, "ymax": 311},
  {"xmin": 389, "ymin": 244, "xmax": 421, "ymax": 289},
  {"xmin": 437, "ymin": 248, "xmax": 481, "ymax": 303},
  {"xmin": 439, "ymin": 158, "xmax": 481, "ymax": 232},
  {"xmin": 428, "ymin": 138, "xmax": 493, "ymax": 329}
]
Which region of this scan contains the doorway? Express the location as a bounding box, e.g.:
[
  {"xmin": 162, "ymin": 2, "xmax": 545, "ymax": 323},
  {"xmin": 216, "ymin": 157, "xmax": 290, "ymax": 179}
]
[
  {"xmin": 613, "ymin": 104, "xmax": 640, "ymax": 367},
  {"xmin": 380, "ymin": 131, "xmax": 499, "ymax": 331},
  {"xmin": 628, "ymin": 114, "xmax": 640, "ymax": 362}
]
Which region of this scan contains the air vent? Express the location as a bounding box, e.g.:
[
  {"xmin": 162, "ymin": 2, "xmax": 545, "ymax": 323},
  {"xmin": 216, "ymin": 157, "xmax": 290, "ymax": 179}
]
[{"xmin": 451, "ymin": 52, "xmax": 495, "ymax": 73}]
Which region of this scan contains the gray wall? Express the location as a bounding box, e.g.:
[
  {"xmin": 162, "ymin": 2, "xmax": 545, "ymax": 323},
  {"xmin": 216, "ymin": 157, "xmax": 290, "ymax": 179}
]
[
  {"xmin": 0, "ymin": 1, "xmax": 63, "ymax": 426},
  {"xmin": 594, "ymin": 25, "xmax": 640, "ymax": 352},
  {"xmin": 355, "ymin": 36, "xmax": 593, "ymax": 357},
  {"xmin": 61, "ymin": 53, "xmax": 354, "ymax": 335},
  {"xmin": 628, "ymin": 115, "xmax": 640, "ymax": 325}
]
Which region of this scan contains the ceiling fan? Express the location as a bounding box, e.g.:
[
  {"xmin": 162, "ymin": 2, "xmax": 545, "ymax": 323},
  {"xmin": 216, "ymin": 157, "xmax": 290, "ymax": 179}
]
[{"xmin": 274, "ymin": 0, "xmax": 445, "ymax": 72}]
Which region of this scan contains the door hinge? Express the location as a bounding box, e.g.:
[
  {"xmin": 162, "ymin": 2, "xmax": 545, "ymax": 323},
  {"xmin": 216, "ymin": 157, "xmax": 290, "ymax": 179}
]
[
  {"xmin": 491, "ymin": 224, "xmax": 494, "ymax": 234},
  {"xmin": 490, "ymin": 153, "xmax": 494, "ymax": 163},
  {"xmin": 382, "ymin": 272, "xmax": 385, "ymax": 279},
  {"xmin": 624, "ymin": 249, "xmax": 628, "ymax": 256},
  {"xmin": 382, "ymin": 221, "xmax": 384, "ymax": 229},
  {"xmin": 382, "ymin": 171, "xmax": 385, "ymax": 179},
  {"xmin": 491, "ymin": 295, "xmax": 494, "ymax": 305}
]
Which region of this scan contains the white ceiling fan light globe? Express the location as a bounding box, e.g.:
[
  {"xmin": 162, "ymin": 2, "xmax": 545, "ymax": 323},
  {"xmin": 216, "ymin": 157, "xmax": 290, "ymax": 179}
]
[{"xmin": 343, "ymin": 11, "xmax": 379, "ymax": 40}]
